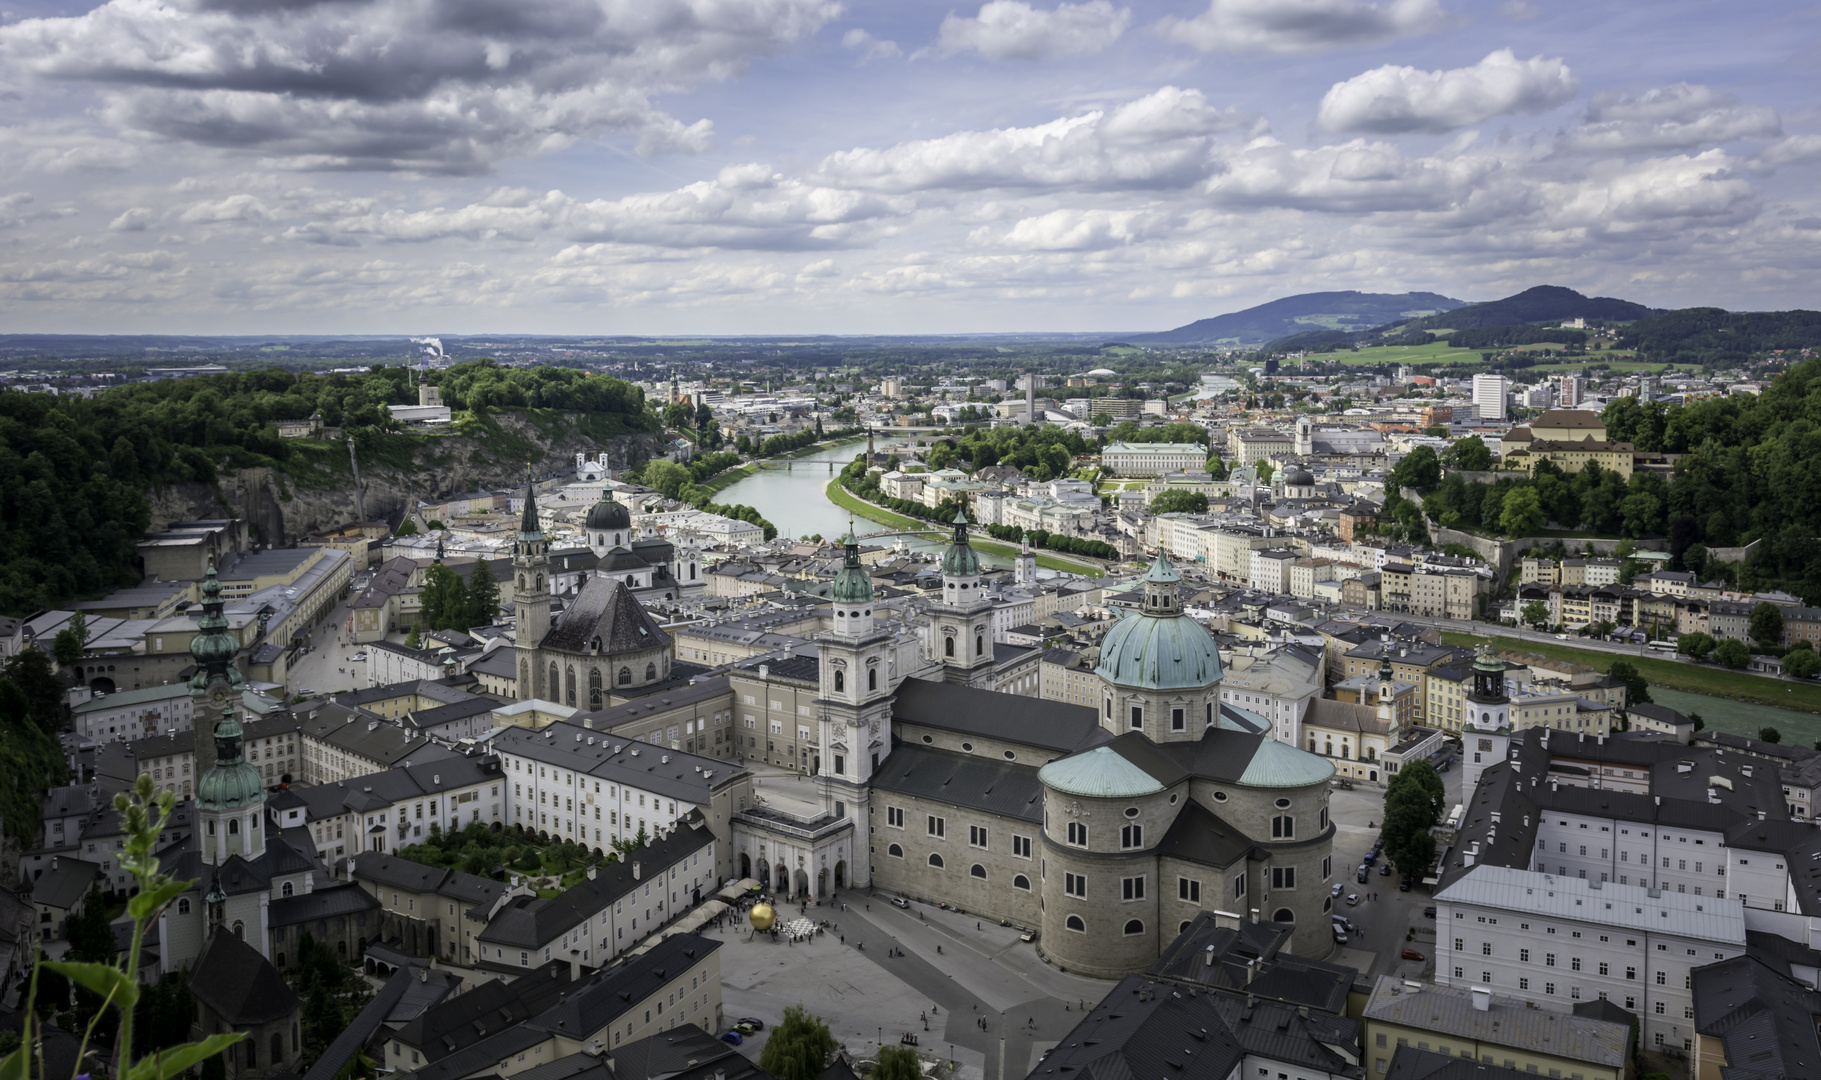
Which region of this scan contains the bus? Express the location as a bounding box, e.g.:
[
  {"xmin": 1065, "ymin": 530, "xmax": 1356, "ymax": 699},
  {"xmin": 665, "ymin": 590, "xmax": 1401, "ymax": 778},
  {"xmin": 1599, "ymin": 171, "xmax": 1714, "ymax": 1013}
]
[{"xmin": 1647, "ymin": 640, "xmax": 1677, "ymax": 652}]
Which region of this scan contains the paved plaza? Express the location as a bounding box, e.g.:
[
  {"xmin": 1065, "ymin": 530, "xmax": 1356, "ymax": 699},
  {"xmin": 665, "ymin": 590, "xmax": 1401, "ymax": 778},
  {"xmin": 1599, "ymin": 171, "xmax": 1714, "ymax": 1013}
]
[{"xmin": 714, "ymin": 890, "xmax": 1116, "ymax": 1080}]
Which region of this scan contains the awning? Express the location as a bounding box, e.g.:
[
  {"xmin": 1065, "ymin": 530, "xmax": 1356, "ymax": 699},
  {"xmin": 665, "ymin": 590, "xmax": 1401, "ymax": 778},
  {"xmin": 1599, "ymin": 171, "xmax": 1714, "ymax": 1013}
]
[{"xmin": 717, "ymin": 878, "xmax": 761, "ymax": 901}]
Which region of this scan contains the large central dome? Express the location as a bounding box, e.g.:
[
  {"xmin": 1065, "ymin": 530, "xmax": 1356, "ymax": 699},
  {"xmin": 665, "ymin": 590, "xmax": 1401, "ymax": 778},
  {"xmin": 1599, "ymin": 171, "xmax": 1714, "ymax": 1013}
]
[
  {"xmin": 1095, "ymin": 553, "xmax": 1222, "ymax": 691},
  {"xmin": 586, "ymin": 488, "xmax": 631, "ymax": 531}
]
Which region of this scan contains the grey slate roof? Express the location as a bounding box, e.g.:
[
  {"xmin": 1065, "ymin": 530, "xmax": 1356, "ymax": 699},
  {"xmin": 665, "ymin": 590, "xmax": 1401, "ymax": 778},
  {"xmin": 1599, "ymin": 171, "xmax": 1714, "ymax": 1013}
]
[
  {"xmin": 392, "ymin": 962, "xmax": 574, "ymax": 1061},
  {"xmin": 889, "ymin": 677, "xmax": 1106, "ymax": 755},
  {"xmin": 597, "ymin": 1025, "xmax": 771, "ymax": 1080},
  {"xmin": 267, "ymin": 881, "xmax": 381, "ymax": 928},
  {"xmin": 1362, "ymin": 975, "xmax": 1629, "ymax": 1067},
  {"xmin": 190, "ymin": 929, "xmax": 301, "ymax": 1026},
  {"xmin": 29, "ymin": 857, "xmax": 103, "ymax": 910},
  {"xmin": 1154, "ymin": 799, "xmax": 1253, "ymax": 870},
  {"xmin": 1383, "ymin": 1047, "xmax": 1530, "ymax": 1080},
  {"xmin": 486, "ymin": 725, "xmax": 742, "ymax": 805},
  {"xmin": 525, "ymin": 933, "xmax": 721, "ymax": 1039},
  {"xmin": 350, "ymin": 853, "xmax": 507, "ymax": 909},
  {"xmin": 871, "ymin": 743, "xmax": 1044, "ymax": 823},
  {"xmin": 1691, "ymin": 954, "xmax": 1821, "ymax": 1080},
  {"xmin": 302, "ymin": 966, "xmax": 416, "ymax": 1080},
  {"xmin": 1033, "ymin": 974, "xmax": 1248, "ymax": 1080},
  {"xmin": 541, "ymin": 576, "xmax": 671, "ymax": 654},
  {"xmin": 1147, "ymin": 912, "xmax": 1354, "ymax": 1016}
]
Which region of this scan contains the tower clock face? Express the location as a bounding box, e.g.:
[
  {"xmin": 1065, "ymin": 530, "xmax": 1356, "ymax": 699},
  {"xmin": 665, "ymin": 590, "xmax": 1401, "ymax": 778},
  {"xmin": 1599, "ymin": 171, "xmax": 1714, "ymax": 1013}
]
[{"xmin": 207, "ymin": 681, "xmax": 232, "ymax": 707}]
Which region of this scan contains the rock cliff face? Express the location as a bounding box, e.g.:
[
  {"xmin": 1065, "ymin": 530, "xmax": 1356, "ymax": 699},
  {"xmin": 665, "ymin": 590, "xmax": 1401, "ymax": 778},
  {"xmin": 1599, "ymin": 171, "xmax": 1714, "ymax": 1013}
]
[{"xmin": 146, "ymin": 413, "xmax": 662, "ymax": 545}]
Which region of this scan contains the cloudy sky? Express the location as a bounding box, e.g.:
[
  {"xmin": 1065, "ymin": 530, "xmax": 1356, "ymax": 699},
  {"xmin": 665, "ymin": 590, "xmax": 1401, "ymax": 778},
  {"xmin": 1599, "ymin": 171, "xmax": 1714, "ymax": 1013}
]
[{"xmin": 1, "ymin": 0, "xmax": 1816, "ymax": 335}]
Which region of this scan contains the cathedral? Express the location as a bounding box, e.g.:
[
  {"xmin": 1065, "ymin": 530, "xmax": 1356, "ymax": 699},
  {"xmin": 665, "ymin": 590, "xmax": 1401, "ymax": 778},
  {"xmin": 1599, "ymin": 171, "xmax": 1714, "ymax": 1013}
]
[{"xmin": 726, "ymin": 521, "xmax": 1342, "ymax": 974}]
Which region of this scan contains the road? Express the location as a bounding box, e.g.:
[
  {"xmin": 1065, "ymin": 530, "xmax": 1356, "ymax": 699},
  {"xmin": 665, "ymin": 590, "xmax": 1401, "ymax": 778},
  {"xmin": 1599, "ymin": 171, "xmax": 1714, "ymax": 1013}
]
[{"xmin": 281, "ymin": 572, "xmax": 373, "ymax": 701}]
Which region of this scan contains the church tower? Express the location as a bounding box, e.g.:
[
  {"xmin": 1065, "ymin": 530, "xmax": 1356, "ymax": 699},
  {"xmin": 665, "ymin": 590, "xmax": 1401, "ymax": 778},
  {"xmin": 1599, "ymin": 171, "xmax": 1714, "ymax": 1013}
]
[
  {"xmin": 196, "ymin": 706, "xmax": 268, "ymax": 864},
  {"xmin": 1014, "ymin": 538, "xmax": 1036, "ymax": 587},
  {"xmin": 1093, "ymin": 551, "xmax": 1224, "ymax": 743},
  {"xmin": 188, "ymin": 563, "xmax": 244, "ymax": 784},
  {"xmin": 929, "ymin": 512, "xmax": 995, "ymax": 687},
  {"xmin": 816, "ymin": 524, "xmax": 893, "ymax": 888},
  {"xmin": 1462, "ymin": 643, "xmax": 1513, "ymax": 791},
  {"xmin": 514, "ymin": 470, "xmax": 552, "ymax": 700},
  {"xmin": 1376, "ymin": 655, "xmax": 1406, "ymax": 746}
]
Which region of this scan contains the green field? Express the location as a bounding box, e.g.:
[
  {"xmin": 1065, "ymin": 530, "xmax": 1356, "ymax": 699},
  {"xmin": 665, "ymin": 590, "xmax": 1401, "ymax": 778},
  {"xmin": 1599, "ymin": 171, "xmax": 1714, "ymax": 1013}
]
[
  {"xmin": 1438, "ymin": 632, "xmax": 1821, "ymax": 714},
  {"xmin": 1332, "ymin": 339, "xmax": 1671, "ymax": 368},
  {"xmin": 824, "ymin": 479, "xmax": 1104, "ymax": 576}
]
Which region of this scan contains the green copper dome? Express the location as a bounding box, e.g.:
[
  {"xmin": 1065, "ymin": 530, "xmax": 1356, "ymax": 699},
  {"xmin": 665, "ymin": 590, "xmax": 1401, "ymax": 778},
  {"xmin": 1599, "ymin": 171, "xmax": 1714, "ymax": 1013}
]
[
  {"xmin": 188, "ymin": 565, "xmax": 243, "ymax": 693},
  {"xmin": 831, "ymin": 527, "xmax": 874, "ymax": 604},
  {"xmin": 940, "ymin": 511, "xmax": 980, "ymax": 578},
  {"xmin": 196, "ymin": 710, "xmax": 265, "ymax": 811},
  {"xmin": 1096, "ymin": 553, "xmax": 1222, "ymax": 691},
  {"xmin": 1039, "ymin": 745, "xmax": 1166, "ymax": 799}
]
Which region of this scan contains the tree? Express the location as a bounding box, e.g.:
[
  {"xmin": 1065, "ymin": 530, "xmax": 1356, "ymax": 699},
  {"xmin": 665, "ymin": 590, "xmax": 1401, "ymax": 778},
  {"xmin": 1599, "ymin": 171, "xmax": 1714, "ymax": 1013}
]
[
  {"xmin": 1676, "ymin": 632, "xmax": 1715, "ymax": 661},
  {"xmin": 1381, "ymin": 801, "xmax": 1437, "ymax": 880},
  {"xmin": 52, "ymin": 611, "xmax": 89, "ymax": 668},
  {"xmin": 1445, "ymin": 437, "xmax": 1492, "ymax": 471},
  {"xmin": 1786, "ymin": 648, "xmax": 1821, "ymax": 679},
  {"xmin": 1384, "ymin": 761, "xmax": 1445, "ymax": 824},
  {"xmin": 1521, "ymin": 600, "xmax": 1550, "ymax": 628},
  {"xmin": 1151, "ymin": 489, "xmax": 1210, "ymax": 515},
  {"xmin": 1499, "ymin": 485, "xmax": 1546, "ymax": 538},
  {"xmin": 420, "ymin": 564, "xmax": 471, "ymax": 632},
  {"xmin": 1390, "ymin": 446, "xmax": 1441, "ymax": 492},
  {"xmin": 643, "ymin": 459, "xmax": 693, "ymax": 498},
  {"xmin": 1689, "ymin": 712, "xmax": 1705, "ymax": 732},
  {"xmin": 466, "ymin": 559, "xmax": 500, "ymax": 626},
  {"xmin": 1607, "ymin": 660, "xmax": 1651, "ymax": 705},
  {"xmin": 1760, "ymin": 727, "xmax": 1782, "ymax": 744},
  {"xmin": 1712, "ymin": 638, "xmax": 1751, "ymax": 668},
  {"xmin": 405, "ymin": 625, "xmax": 421, "ymax": 649},
  {"xmin": 395, "ymin": 519, "xmax": 419, "ymax": 537},
  {"xmin": 426, "ymin": 519, "xmax": 446, "ymax": 531},
  {"xmin": 64, "ymin": 888, "xmax": 116, "ymax": 963},
  {"xmin": 696, "ymin": 400, "xmax": 714, "ymax": 428},
  {"xmin": 1750, "ymin": 602, "xmax": 1786, "ymax": 648},
  {"xmin": 1255, "ymin": 461, "xmax": 1274, "ymax": 484},
  {"xmin": 1205, "ymin": 455, "xmax": 1229, "ymax": 480},
  {"xmin": 664, "ymin": 401, "xmax": 693, "ymax": 430},
  {"xmin": 758, "ymin": 1005, "xmax": 839, "ymax": 1080},
  {"xmin": 874, "ymin": 1046, "xmax": 921, "ymax": 1080}
]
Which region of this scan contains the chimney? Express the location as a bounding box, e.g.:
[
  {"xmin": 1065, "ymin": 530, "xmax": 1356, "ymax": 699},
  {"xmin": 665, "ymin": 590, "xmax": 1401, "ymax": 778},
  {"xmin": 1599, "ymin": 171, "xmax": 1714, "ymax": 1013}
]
[
  {"xmin": 568, "ymin": 950, "xmax": 581, "ymax": 982},
  {"xmin": 1470, "ymin": 986, "xmax": 1492, "ymax": 1012},
  {"xmin": 1245, "ymin": 958, "xmax": 1256, "ymax": 986},
  {"xmin": 418, "ymin": 966, "xmax": 429, "ymax": 984},
  {"xmin": 632, "ymin": 862, "xmax": 641, "ymax": 880},
  {"xmin": 1204, "ymin": 945, "xmax": 1216, "ymax": 968},
  {"xmin": 587, "ymin": 866, "xmax": 597, "ymax": 880}
]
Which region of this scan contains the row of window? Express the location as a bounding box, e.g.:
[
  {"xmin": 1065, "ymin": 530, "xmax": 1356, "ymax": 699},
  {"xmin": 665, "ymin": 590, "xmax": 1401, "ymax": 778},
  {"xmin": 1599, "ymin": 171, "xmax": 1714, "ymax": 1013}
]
[{"xmin": 1104, "ymin": 700, "xmax": 1214, "ymax": 732}]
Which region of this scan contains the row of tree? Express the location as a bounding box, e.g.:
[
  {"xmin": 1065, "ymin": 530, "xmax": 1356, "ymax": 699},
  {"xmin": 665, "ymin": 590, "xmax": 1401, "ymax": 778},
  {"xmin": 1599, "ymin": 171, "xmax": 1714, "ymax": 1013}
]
[
  {"xmin": 417, "ymin": 560, "xmax": 502, "ymax": 633},
  {"xmin": 839, "ymin": 456, "xmax": 1118, "ymax": 560}
]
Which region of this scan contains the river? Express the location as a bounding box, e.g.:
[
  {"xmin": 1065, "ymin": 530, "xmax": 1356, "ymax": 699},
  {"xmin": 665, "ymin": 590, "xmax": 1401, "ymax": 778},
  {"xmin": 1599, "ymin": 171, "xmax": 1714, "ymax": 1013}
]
[
  {"xmin": 713, "ymin": 437, "xmax": 1013, "ymax": 567},
  {"xmin": 1646, "ymin": 686, "xmax": 1821, "ymax": 748}
]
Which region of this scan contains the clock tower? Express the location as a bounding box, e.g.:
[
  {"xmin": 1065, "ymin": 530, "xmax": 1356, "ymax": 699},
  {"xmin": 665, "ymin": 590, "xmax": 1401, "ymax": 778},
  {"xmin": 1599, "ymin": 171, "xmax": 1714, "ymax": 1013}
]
[
  {"xmin": 188, "ymin": 563, "xmax": 243, "ymax": 782},
  {"xmin": 816, "ymin": 524, "xmax": 892, "ymax": 888}
]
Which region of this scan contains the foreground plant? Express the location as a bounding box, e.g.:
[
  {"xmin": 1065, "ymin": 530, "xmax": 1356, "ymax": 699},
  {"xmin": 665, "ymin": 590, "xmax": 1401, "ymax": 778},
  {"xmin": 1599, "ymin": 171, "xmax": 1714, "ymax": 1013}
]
[{"xmin": 0, "ymin": 775, "xmax": 244, "ymax": 1080}]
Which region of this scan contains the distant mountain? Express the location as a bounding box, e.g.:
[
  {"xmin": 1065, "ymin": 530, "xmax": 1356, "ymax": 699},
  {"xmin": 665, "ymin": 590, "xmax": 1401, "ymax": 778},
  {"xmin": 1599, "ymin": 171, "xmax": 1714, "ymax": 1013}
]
[
  {"xmin": 1400, "ymin": 286, "xmax": 1658, "ymax": 332},
  {"xmin": 1132, "ymin": 291, "xmax": 1467, "ymax": 346}
]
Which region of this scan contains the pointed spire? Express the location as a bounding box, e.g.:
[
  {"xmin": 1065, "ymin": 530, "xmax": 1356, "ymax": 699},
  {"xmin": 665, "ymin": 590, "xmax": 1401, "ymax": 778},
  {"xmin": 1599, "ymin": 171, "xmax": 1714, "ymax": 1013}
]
[
  {"xmin": 1141, "ymin": 549, "xmax": 1181, "ymax": 585},
  {"xmin": 519, "ymin": 463, "xmax": 542, "ymax": 538}
]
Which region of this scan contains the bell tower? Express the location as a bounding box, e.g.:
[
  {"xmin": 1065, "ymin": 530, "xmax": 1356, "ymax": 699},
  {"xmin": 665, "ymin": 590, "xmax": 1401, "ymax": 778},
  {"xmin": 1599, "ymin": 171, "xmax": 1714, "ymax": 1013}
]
[
  {"xmin": 1462, "ymin": 643, "xmax": 1513, "ymax": 791},
  {"xmin": 195, "ymin": 705, "xmax": 268, "ymax": 865},
  {"xmin": 929, "ymin": 512, "xmax": 995, "ymax": 688},
  {"xmin": 514, "ymin": 468, "xmax": 552, "ymax": 700},
  {"xmin": 817, "ymin": 524, "xmax": 892, "ymax": 888}
]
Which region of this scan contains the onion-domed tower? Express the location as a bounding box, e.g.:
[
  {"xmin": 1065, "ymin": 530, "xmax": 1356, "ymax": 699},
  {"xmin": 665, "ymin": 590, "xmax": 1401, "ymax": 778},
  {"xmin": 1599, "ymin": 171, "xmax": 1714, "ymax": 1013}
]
[
  {"xmin": 196, "ymin": 707, "xmax": 268, "ymax": 864},
  {"xmin": 584, "ymin": 487, "xmax": 633, "ymax": 558},
  {"xmin": 928, "ymin": 512, "xmax": 994, "ymax": 687},
  {"xmin": 813, "ymin": 522, "xmax": 890, "ymax": 888},
  {"xmin": 1094, "ymin": 551, "xmax": 1223, "ymax": 743},
  {"xmin": 188, "ymin": 563, "xmax": 244, "ymax": 785}
]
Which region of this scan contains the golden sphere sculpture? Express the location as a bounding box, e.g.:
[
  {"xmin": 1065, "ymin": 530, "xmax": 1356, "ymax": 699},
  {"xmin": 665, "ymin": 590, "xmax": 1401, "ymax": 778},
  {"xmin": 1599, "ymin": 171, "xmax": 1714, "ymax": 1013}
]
[{"xmin": 748, "ymin": 902, "xmax": 776, "ymax": 931}]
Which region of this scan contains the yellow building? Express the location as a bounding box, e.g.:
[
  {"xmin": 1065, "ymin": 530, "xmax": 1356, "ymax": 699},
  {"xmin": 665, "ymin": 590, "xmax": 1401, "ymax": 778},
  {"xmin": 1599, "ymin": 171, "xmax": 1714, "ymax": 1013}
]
[
  {"xmin": 1502, "ymin": 410, "xmax": 1633, "ymax": 477},
  {"xmin": 1363, "ymin": 977, "xmax": 1630, "ymax": 1080}
]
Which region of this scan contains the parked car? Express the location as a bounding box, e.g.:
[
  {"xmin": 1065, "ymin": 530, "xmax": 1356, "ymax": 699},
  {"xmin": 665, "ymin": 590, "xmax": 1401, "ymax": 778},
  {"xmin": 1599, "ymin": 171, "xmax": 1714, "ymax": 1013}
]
[
  {"xmin": 891, "ymin": 897, "xmax": 910, "ymax": 909},
  {"xmin": 735, "ymin": 1019, "xmax": 765, "ymax": 1031},
  {"xmin": 1333, "ymin": 930, "xmax": 1349, "ymax": 945},
  {"xmin": 1356, "ymin": 869, "xmax": 1369, "ymax": 884},
  {"xmin": 721, "ymin": 1032, "xmax": 743, "ymax": 1046},
  {"xmin": 1379, "ymin": 864, "xmax": 1392, "ymax": 876},
  {"xmin": 1331, "ymin": 883, "xmax": 1345, "ymax": 897},
  {"xmin": 1400, "ymin": 949, "xmax": 1425, "ymax": 962},
  {"xmin": 1423, "ymin": 907, "xmax": 1436, "ymax": 919},
  {"xmin": 1346, "ymin": 893, "xmax": 1362, "ymax": 906},
  {"xmin": 733, "ymin": 1021, "xmax": 761, "ymax": 1035},
  {"xmin": 351, "ymin": 652, "xmax": 368, "ymax": 662},
  {"xmin": 1399, "ymin": 877, "xmax": 1413, "ymax": 892},
  {"xmin": 1362, "ymin": 852, "xmax": 1376, "ymax": 866}
]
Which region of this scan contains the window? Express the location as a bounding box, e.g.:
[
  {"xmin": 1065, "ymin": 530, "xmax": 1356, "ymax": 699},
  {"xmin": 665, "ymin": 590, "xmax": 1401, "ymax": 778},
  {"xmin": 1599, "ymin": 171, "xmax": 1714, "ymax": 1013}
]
[
  {"xmin": 1271, "ymin": 866, "xmax": 1295, "ymax": 889},
  {"xmin": 1012, "ymin": 835, "xmax": 1032, "ymax": 859},
  {"xmin": 1123, "ymin": 919, "xmax": 1144, "ymax": 936},
  {"xmin": 927, "ymin": 815, "xmax": 945, "ymax": 838},
  {"xmin": 1129, "ymin": 705, "xmax": 1143, "ymax": 729},
  {"xmin": 887, "ymin": 807, "xmax": 904, "ymax": 828},
  {"xmin": 1170, "ymin": 707, "xmax": 1184, "ymax": 731},
  {"xmin": 1066, "ymin": 915, "xmax": 1086, "ymax": 932},
  {"xmin": 887, "ymin": 844, "xmax": 903, "ymax": 858},
  {"xmin": 1179, "ymin": 878, "xmax": 1201, "ymax": 903},
  {"xmin": 1121, "ymin": 823, "xmax": 1143, "ymax": 849},
  {"xmin": 928, "ymin": 853, "xmax": 944, "ymax": 869},
  {"xmin": 1065, "ymin": 873, "xmax": 1087, "ymax": 898},
  {"xmin": 969, "ymin": 825, "xmax": 989, "ymax": 849},
  {"xmin": 970, "ymin": 864, "xmax": 987, "ymax": 879},
  {"xmin": 1121, "ymin": 876, "xmax": 1145, "ymax": 901},
  {"xmin": 1520, "ymin": 949, "xmax": 1530, "ymax": 963},
  {"xmin": 835, "ymin": 670, "xmax": 845, "ymax": 692},
  {"xmin": 1271, "ymin": 815, "xmax": 1294, "ymax": 839},
  {"xmin": 1066, "ymin": 821, "xmax": 1088, "ymax": 847},
  {"xmin": 1233, "ymin": 873, "xmax": 1247, "ymax": 899},
  {"xmin": 1013, "ymin": 874, "xmax": 1031, "ymax": 890},
  {"xmin": 1483, "ymin": 942, "xmax": 1492, "ymax": 955}
]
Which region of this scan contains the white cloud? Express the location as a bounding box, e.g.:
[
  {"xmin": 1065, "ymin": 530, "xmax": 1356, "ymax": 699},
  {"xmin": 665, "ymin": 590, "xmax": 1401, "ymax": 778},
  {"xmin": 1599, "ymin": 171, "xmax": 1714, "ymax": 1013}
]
[
  {"xmin": 813, "ymin": 86, "xmax": 1256, "ymax": 192},
  {"xmin": 1158, "ymin": 0, "xmax": 1449, "ymax": 56},
  {"xmin": 108, "ymin": 207, "xmax": 156, "ymax": 231},
  {"xmin": 0, "ymin": 0, "xmax": 837, "ymax": 174},
  {"xmin": 1558, "ymin": 84, "xmax": 1780, "ymax": 154},
  {"xmin": 937, "ymin": 1, "xmax": 1130, "ymax": 61},
  {"xmin": 842, "ymin": 29, "xmax": 901, "ymax": 64},
  {"xmin": 1318, "ymin": 50, "xmax": 1578, "ymax": 134}
]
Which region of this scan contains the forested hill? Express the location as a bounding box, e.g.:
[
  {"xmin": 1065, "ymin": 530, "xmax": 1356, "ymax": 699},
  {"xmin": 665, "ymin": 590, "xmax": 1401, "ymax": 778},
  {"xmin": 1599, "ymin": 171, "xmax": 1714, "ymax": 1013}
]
[
  {"xmin": 1616, "ymin": 308, "xmax": 1821, "ymax": 364},
  {"xmin": 0, "ymin": 361, "xmax": 654, "ymax": 615},
  {"xmin": 1397, "ymin": 285, "xmax": 1658, "ymax": 331},
  {"xmin": 1133, "ymin": 291, "xmax": 1465, "ymax": 345}
]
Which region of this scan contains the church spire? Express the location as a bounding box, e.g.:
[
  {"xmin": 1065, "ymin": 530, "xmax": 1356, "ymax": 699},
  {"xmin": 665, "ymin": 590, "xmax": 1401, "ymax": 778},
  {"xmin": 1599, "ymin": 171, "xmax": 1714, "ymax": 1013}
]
[{"xmin": 518, "ymin": 465, "xmax": 543, "ymax": 539}]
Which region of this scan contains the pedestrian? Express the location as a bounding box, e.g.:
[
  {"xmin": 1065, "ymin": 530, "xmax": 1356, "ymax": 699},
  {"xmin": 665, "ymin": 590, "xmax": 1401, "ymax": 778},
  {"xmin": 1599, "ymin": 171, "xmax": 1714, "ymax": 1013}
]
[{"xmin": 977, "ymin": 921, "xmax": 981, "ymax": 930}]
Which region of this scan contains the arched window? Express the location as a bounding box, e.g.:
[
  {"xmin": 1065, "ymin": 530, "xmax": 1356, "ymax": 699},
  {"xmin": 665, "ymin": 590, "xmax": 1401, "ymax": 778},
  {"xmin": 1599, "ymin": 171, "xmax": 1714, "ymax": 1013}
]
[
  {"xmin": 888, "ymin": 844, "xmax": 903, "ymax": 858},
  {"xmin": 589, "ymin": 668, "xmax": 603, "ymax": 709},
  {"xmin": 1206, "ymin": 702, "xmax": 1213, "ymax": 726},
  {"xmin": 245, "ymin": 1039, "xmax": 257, "ymax": 1068},
  {"xmin": 1180, "ymin": 921, "xmax": 1192, "ymax": 933},
  {"xmin": 177, "ymin": 898, "xmax": 191, "ymax": 915},
  {"xmin": 928, "ymin": 853, "xmax": 945, "ymax": 868},
  {"xmin": 1123, "ymin": 919, "xmax": 1144, "ymax": 936},
  {"xmin": 548, "ymin": 662, "xmax": 559, "ymax": 694},
  {"xmin": 869, "ymin": 669, "xmax": 878, "ymax": 691},
  {"xmin": 1273, "ymin": 908, "xmax": 1295, "ymax": 923},
  {"xmin": 206, "ymin": 821, "xmax": 215, "ymax": 835},
  {"xmin": 970, "ymin": 864, "xmax": 986, "ymax": 879},
  {"xmin": 945, "ymin": 637, "xmax": 955, "ymax": 657},
  {"xmin": 975, "ymin": 635, "xmax": 983, "ymax": 656},
  {"xmin": 293, "ymin": 1024, "xmax": 300, "ymax": 1052},
  {"xmin": 1271, "ymin": 815, "xmax": 1294, "ymax": 839},
  {"xmin": 1065, "ymin": 915, "xmax": 1086, "ymax": 932},
  {"xmin": 1013, "ymin": 874, "xmax": 1031, "ymax": 890},
  {"xmin": 835, "ymin": 671, "xmax": 845, "ymax": 692},
  {"xmin": 232, "ymin": 920, "xmax": 244, "ymax": 940},
  {"xmin": 645, "ymin": 663, "xmax": 656, "ymax": 681},
  {"xmin": 618, "ymin": 667, "xmax": 632, "ymax": 685},
  {"xmin": 282, "ymin": 881, "xmax": 294, "ymax": 897},
  {"xmin": 271, "ymin": 1033, "xmax": 284, "ymax": 1067},
  {"xmin": 228, "ymin": 819, "xmax": 239, "ymax": 834},
  {"xmin": 565, "ymin": 666, "xmax": 577, "ymax": 707}
]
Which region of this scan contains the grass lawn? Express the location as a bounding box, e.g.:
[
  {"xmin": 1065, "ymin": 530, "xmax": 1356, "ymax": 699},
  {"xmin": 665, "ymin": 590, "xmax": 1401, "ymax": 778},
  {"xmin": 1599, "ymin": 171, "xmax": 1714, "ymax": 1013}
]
[
  {"xmin": 1438, "ymin": 631, "xmax": 1821, "ymax": 714},
  {"xmin": 698, "ymin": 462, "xmax": 759, "ymax": 495},
  {"xmin": 824, "ymin": 479, "xmax": 1105, "ymax": 577}
]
